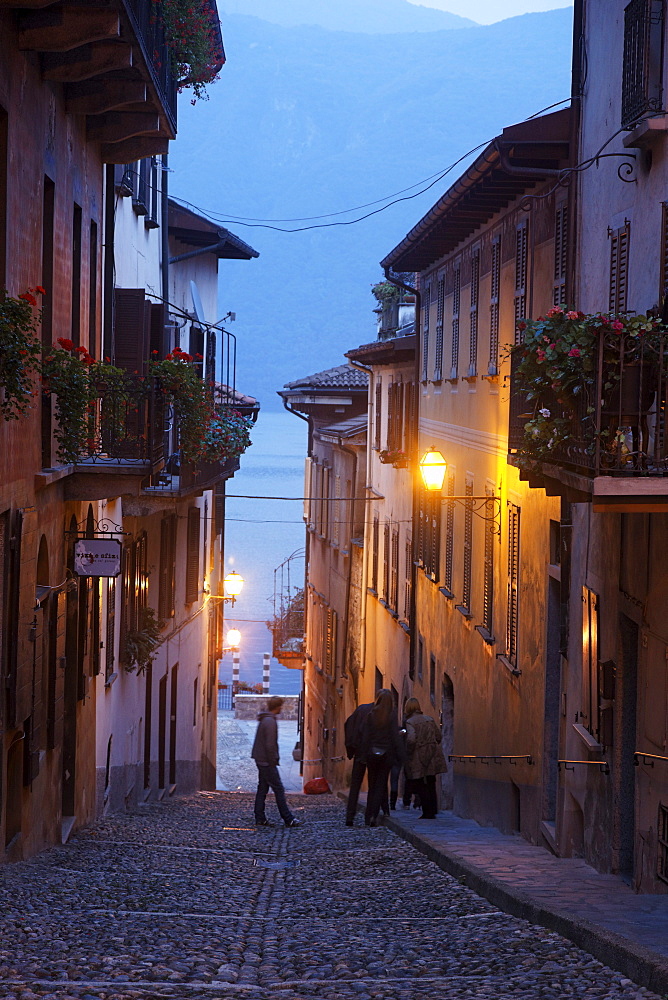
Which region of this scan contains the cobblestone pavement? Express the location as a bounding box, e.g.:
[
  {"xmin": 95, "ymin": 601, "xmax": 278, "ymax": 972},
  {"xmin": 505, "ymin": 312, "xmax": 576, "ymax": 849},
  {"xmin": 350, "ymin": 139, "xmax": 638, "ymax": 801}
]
[{"xmin": 0, "ymin": 793, "xmax": 663, "ymax": 1000}]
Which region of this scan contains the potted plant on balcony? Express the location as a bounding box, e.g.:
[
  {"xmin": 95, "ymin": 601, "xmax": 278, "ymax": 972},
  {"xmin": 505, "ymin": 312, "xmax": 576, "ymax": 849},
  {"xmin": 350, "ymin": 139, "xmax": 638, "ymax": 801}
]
[
  {"xmin": 200, "ymin": 408, "xmax": 253, "ymax": 463},
  {"xmin": 0, "ymin": 288, "xmax": 43, "ymax": 420},
  {"xmin": 512, "ymin": 306, "xmax": 666, "ymax": 468},
  {"xmin": 123, "ymin": 605, "xmax": 162, "ymax": 674},
  {"xmin": 371, "ymin": 281, "xmax": 400, "ymax": 304},
  {"xmin": 160, "ymin": 0, "xmax": 224, "ymax": 100},
  {"xmin": 379, "ymin": 448, "xmax": 409, "ymax": 468},
  {"xmin": 150, "ymin": 348, "xmax": 211, "ymax": 461}
]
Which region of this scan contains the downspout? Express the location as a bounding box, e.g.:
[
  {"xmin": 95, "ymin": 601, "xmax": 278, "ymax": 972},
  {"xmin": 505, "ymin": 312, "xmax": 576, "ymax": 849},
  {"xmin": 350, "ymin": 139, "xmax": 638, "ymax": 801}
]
[
  {"xmin": 103, "ymin": 164, "xmax": 115, "ymax": 361},
  {"xmin": 161, "ymin": 153, "xmax": 171, "ymax": 356},
  {"xmin": 383, "ymin": 267, "xmax": 421, "ymax": 691},
  {"xmin": 347, "ymin": 358, "xmax": 373, "ymax": 699},
  {"xmin": 281, "ymin": 395, "xmax": 311, "ymax": 775}
]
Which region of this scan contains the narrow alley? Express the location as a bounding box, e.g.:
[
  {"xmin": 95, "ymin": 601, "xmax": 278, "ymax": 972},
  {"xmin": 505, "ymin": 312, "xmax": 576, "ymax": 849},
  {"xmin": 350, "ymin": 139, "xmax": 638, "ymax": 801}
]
[{"xmin": 0, "ymin": 793, "xmax": 662, "ymax": 1000}]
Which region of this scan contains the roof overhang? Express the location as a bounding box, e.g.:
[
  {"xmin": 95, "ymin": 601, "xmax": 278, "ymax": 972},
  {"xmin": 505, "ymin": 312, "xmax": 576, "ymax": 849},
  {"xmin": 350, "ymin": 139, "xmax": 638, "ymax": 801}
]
[
  {"xmin": 346, "ymin": 334, "xmax": 416, "ymax": 366},
  {"xmin": 168, "ymin": 199, "xmax": 259, "ymax": 260},
  {"xmin": 381, "ymin": 108, "xmax": 571, "ymax": 273}
]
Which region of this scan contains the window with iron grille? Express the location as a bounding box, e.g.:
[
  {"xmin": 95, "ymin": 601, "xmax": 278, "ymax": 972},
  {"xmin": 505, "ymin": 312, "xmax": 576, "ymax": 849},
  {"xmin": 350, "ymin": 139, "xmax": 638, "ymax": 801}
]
[
  {"xmin": 468, "ymin": 249, "xmax": 480, "ymax": 377},
  {"xmin": 507, "ymin": 503, "xmax": 521, "ymax": 666},
  {"xmin": 434, "ymin": 275, "xmax": 445, "ymax": 381},
  {"xmin": 481, "ymin": 487, "xmax": 495, "ymax": 639},
  {"xmin": 383, "ymin": 521, "xmax": 391, "ymax": 604},
  {"xmin": 325, "ymin": 607, "xmax": 337, "ymax": 677},
  {"xmin": 489, "ymin": 236, "xmax": 501, "ymax": 376},
  {"xmin": 372, "ymin": 514, "xmax": 379, "ymax": 592},
  {"xmin": 461, "ymin": 477, "xmax": 474, "ymax": 614},
  {"xmin": 422, "ymin": 285, "xmax": 431, "ymax": 382},
  {"xmin": 390, "ymin": 527, "xmax": 399, "ymax": 612},
  {"xmin": 609, "ymin": 222, "xmax": 631, "ymax": 313},
  {"xmin": 444, "ymin": 470, "xmax": 455, "ymax": 594},
  {"xmin": 554, "ymin": 203, "xmax": 569, "ymax": 306},
  {"xmin": 658, "ymin": 803, "xmax": 668, "ymax": 884},
  {"xmin": 374, "ymin": 378, "xmax": 382, "ymax": 450},
  {"xmin": 450, "ymin": 267, "xmax": 461, "ymax": 379},
  {"xmin": 185, "ymin": 507, "xmax": 201, "ymax": 604},
  {"xmin": 514, "ymin": 222, "xmax": 528, "ymax": 341},
  {"xmin": 622, "ymin": 0, "xmax": 665, "ymax": 130}
]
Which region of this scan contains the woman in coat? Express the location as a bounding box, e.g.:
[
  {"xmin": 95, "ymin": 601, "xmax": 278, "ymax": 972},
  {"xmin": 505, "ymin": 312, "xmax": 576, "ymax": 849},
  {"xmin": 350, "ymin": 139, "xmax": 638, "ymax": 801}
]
[
  {"xmin": 404, "ymin": 697, "xmax": 447, "ymax": 819},
  {"xmin": 360, "ymin": 689, "xmax": 405, "ymax": 827}
]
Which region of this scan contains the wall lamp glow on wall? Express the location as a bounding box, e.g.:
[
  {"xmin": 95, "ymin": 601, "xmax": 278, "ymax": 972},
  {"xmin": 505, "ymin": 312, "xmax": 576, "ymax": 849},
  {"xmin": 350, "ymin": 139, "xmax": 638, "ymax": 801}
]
[
  {"xmin": 418, "ymin": 447, "xmax": 501, "ymax": 537},
  {"xmin": 206, "ymin": 571, "xmax": 245, "ymax": 606}
]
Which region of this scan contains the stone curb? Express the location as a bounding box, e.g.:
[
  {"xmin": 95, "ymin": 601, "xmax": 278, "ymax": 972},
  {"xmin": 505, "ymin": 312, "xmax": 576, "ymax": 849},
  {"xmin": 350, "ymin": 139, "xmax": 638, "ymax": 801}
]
[{"xmin": 338, "ymin": 792, "xmax": 668, "ymax": 996}]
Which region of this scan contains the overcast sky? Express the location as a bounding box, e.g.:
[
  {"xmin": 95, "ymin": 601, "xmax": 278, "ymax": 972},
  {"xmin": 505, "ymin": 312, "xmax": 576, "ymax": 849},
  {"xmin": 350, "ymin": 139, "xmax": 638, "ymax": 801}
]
[{"xmin": 407, "ymin": 0, "xmax": 572, "ymax": 24}]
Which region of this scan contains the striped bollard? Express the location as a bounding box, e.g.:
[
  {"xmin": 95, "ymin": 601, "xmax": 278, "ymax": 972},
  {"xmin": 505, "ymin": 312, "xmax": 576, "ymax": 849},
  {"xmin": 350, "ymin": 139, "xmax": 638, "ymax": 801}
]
[
  {"xmin": 232, "ymin": 650, "xmax": 240, "ymax": 706},
  {"xmin": 262, "ymin": 652, "xmax": 270, "ymax": 695}
]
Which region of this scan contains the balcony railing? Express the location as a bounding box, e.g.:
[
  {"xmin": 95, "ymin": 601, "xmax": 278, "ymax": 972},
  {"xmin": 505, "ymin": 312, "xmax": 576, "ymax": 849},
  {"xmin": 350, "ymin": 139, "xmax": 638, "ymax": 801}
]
[
  {"xmin": 621, "ymin": 0, "xmax": 665, "ymax": 129},
  {"xmin": 509, "ymin": 328, "xmax": 668, "ymax": 481},
  {"xmin": 74, "ymin": 376, "xmax": 165, "ymax": 469},
  {"xmin": 124, "ymin": 0, "xmax": 178, "ymax": 129}
]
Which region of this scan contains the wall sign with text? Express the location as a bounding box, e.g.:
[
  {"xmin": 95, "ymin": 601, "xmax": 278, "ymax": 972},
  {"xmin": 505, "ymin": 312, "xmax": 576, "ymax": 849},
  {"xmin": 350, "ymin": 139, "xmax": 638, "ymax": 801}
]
[{"xmin": 73, "ymin": 539, "xmax": 122, "ymax": 577}]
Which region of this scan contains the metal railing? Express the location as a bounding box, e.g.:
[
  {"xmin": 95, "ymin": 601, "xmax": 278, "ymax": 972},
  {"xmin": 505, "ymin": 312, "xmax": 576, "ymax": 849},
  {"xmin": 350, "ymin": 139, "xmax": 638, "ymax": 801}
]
[
  {"xmin": 123, "ymin": 0, "xmax": 178, "ymax": 129},
  {"xmin": 621, "ymin": 0, "xmax": 665, "ymax": 129},
  {"xmin": 509, "ymin": 326, "xmax": 668, "ymax": 478},
  {"xmin": 75, "ymin": 376, "xmax": 164, "ymax": 468}
]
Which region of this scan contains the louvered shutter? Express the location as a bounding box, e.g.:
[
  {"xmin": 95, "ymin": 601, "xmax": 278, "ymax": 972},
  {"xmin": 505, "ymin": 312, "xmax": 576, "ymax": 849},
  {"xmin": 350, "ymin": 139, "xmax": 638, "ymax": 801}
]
[
  {"xmin": 434, "ymin": 276, "xmax": 444, "ymax": 381},
  {"xmin": 451, "ymin": 267, "xmax": 460, "ymax": 379},
  {"xmin": 482, "ymin": 489, "xmax": 495, "ymax": 635},
  {"xmin": 489, "ymin": 237, "xmax": 501, "ymax": 375},
  {"xmin": 422, "ymin": 286, "xmax": 430, "ymax": 382},
  {"xmin": 205, "ymin": 329, "xmax": 216, "ymax": 386},
  {"xmin": 462, "ymin": 479, "xmax": 473, "ymax": 612},
  {"xmin": 514, "ymin": 222, "xmax": 528, "ymax": 340},
  {"xmin": 391, "ymin": 527, "xmax": 399, "ymax": 611},
  {"xmin": 383, "ymin": 522, "xmax": 390, "ymax": 603},
  {"xmin": 609, "ymin": 222, "xmax": 630, "ymax": 313},
  {"xmin": 374, "ymin": 379, "xmax": 382, "ymax": 450},
  {"xmin": 444, "ymin": 471, "xmax": 455, "ymax": 593},
  {"xmin": 114, "ymin": 288, "xmax": 148, "ymax": 373},
  {"xmin": 469, "ymin": 249, "xmax": 480, "ymax": 376},
  {"xmin": 372, "ymin": 515, "xmax": 379, "ymax": 591},
  {"xmin": 159, "ymin": 515, "xmax": 176, "ymax": 620},
  {"xmin": 185, "ymin": 508, "xmax": 201, "ymax": 604},
  {"xmin": 507, "ymin": 505, "xmax": 521, "ymax": 663},
  {"xmin": 150, "ymin": 302, "xmax": 165, "ymax": 357},
  {"xmin": 553, "ymin": 204, "xmax": 568, "ymax": 305}
]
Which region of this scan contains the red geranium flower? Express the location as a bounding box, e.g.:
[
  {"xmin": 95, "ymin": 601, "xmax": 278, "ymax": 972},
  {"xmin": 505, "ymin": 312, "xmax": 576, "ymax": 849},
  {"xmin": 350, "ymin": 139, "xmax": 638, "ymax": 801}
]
[{"xmin": 57, "ymin": 338, "xmax": 74, "ymax": 350}]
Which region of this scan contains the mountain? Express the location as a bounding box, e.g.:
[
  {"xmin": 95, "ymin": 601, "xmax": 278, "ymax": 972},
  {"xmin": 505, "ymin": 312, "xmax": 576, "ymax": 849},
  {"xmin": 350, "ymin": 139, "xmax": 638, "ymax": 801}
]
[
  {"xmin": 170, "ymin": 8, "xmax": 573, "ymax": 409},
  {"xmin": 218, "ymin": 0, "xmax": 477, "ymax": 33}
]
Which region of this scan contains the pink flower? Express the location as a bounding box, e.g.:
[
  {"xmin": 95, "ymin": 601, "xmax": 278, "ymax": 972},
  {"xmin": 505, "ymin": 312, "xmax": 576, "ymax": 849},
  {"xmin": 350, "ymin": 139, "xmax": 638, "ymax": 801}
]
[
  {"xmin": 547, "ymin": 306, "xmax": 563, "ymax": 317},
  {"xmin": 566, "ymin": 311, "xmax": 579, "ymax": 320},
  {"xmin": 568, "ymin": 347, "xmax": 581, "ymax": 357},
  {"xmin": 612, "ymin": 320, "xmax": 624, "ymax": 332}
]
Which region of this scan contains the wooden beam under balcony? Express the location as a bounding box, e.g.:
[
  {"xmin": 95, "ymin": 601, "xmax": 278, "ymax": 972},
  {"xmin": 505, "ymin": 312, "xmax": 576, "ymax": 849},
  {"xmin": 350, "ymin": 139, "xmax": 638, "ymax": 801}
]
[
  {"xmin": 0, "ymin": 0, "xmax": 59, "ymax": 7},
  {"xmin": 65, "ymin": 80, "xmax": 147, "ymax": 115},
  {"xmin": 87, "ymin": 112, "xmax": 161, "ymax": 144},
  {"xmin": 99, "ymin": 135, "xmax": 168, "ymax": 163},
  {"xmin": 42, "ymin": 41, "xmax": 132, "ymax": 82},
  {"xmin": 19, "ymin": 7, "xmax": 119, "ymax": 52}
]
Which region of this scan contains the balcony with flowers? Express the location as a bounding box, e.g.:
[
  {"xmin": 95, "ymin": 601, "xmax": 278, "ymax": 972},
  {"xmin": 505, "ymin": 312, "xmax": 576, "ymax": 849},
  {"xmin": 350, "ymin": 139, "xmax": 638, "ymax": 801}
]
[{"xmin": 508, "ymin": 306, "xmax": 668, "ymax": 511}]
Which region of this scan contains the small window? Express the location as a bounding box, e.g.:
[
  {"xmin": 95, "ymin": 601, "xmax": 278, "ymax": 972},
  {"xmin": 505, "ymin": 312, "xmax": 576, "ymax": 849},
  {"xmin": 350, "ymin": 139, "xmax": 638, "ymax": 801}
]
[{"xmin": 609, "ymin": 221, "xmax": 631, "ymax": 313}]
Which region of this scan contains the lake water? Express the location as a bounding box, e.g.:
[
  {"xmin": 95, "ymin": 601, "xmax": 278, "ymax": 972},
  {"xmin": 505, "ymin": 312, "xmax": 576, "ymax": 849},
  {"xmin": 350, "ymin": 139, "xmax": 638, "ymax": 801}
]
[{"xmin": 219, "ymin": 409, "xmax": 307, "ymax": 696}]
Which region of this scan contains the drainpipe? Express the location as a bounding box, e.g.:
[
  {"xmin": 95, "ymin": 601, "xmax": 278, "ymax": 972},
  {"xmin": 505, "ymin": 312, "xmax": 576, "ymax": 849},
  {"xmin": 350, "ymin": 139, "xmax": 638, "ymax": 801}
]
[
  {"xmin": 382, "ymin": 268, "xmax": 421, "ymax": 692},
  {"xmin": 281, "ymin": 395, "xmax": 312, "ymax": 774},
  {"xmin": 161, "ymin": 152, "xmax": 171, "ymax": 356},
  {"xmin": 347, "ymin": 358, "xmax": 373, "ymax": 700}
]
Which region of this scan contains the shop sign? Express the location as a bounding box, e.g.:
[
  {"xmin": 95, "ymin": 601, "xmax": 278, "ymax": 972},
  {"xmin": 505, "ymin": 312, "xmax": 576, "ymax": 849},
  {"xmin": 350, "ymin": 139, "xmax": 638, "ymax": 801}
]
[{"xmin": 73, "ymin": 538, "xmax": 122, "ymax": 577}]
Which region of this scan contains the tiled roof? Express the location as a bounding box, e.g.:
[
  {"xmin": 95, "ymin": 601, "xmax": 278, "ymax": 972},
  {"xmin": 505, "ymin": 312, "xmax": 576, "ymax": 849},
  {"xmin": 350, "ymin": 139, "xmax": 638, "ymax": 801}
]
[{"xmin": 283, "ymin": 364, "xmax": 368, "ymax": 391}]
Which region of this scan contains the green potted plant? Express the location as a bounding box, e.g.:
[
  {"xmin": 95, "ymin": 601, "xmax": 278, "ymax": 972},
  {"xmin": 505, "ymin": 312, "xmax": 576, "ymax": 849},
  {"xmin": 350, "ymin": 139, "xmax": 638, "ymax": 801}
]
[
  {"xmin": 200, "ymin": 409, "xmax": 253, "ymax": 463},
  {"xmin": 159, "ymin": 0, "xmax": 224, "ymax": 100},
  {"xmin": 0, "ymin": 287, "xmax": 43, "ymax": 420},
  {"xmin": 123, "ymin": 606, "xmax": 162, "ymax": 674}
]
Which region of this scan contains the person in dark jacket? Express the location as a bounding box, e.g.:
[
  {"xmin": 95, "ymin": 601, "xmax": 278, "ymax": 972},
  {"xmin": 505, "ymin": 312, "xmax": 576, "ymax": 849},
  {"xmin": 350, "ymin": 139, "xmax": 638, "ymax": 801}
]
[
  {"xmin": 252, "ymin": 696, "xmax": 300, "ymax": 827},
  {"xmin": 344, "ymin": 701, "xmax": 373, "ymax": 826},
  {"xmin": 404, "ymin": 697, "xmax": 447, "ymax": 819},
  {"xmin": 360, "ymin": 689, "xmax": 405, "ymax": 827}
]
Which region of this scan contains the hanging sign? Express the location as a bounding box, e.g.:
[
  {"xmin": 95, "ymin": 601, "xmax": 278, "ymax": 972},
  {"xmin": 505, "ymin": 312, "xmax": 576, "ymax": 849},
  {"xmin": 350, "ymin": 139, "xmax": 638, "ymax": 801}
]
[{"xmin": 74, "ymin": 539, "xmax": 122, "ymax": 577}]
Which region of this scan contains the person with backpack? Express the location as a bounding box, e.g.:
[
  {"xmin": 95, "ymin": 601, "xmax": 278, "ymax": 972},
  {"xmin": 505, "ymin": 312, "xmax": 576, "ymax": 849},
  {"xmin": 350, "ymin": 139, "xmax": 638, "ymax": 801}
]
[
  {"xmin": 359, "ymin": 689, "xmax": 405, "ymax": 827},
  {"xmin": 403, "ymin": 697, "xmax": 448, "ymax": 819}
]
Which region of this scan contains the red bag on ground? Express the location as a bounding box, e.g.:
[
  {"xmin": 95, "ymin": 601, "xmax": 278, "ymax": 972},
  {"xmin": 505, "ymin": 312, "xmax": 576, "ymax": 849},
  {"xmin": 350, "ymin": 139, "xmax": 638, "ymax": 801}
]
[{"xmin": 303, "ymin": 777, "xmax": 330, "ymax": 795}]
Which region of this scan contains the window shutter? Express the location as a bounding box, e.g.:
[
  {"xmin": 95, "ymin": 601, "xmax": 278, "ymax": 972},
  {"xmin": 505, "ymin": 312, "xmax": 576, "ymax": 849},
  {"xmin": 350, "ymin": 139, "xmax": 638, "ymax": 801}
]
[
  {"xmin": 514, "ymin": 222, "xmax": 528, "ymax": 340},
  {"xmin": 489, "ymin": 237, "xmax": 501, "ymax": 376},
  {"xmin": 374, "ymin": 379, "xmax": 382, "ymax": 450},
  {"xmin": 444, "ymin": 471, "xmax": 455, "ymax": 593},
  {"xmin": 482, "ymin": 487, "xmax": 495, "ymax": 635},
  {"xmin": 383, "ymin": 522, "xmax": 390, "ymax": 604},
  {"xmin": 434, "ymin": 276, "xmax": 444, "ymax": 381},
  {"xmin": 462, "ymin": 477, "xmax": 473, "ymax": 613},
  {"xmin": 609, "ymin": 222, "xmax": 630, "ymax": 313},
  {"xmin": 469, "ymin": 249, "xmax": 480, "ymax": 376},
  {"xmin": 387, "ymin": 381, "xmax": 395, "ymax": 451},
  {"xmin": 150, "ymin": 302, "xmax": 166, "ymax": 358},
  {"xmin": 105, "ymin": 577, "xmax": 116, "ymax": 681},
  {"xmin": 422, "ymin": 285, "xmax": 430, "ymax": 382},
  {"xmin": 507, "ymin": 504, "xmax": 521, "ymax": 664},
  {"xmin": 553, "ymin": 204, "xmax": 568, "ymax": 306},
  {"xmin": 185, "ymin": 508, "xmax": 200, "ymax": 604},
  {"xmin": 391, "ymin": 527, "xmax": 399, "ymax": 611},
  {"xmin": 451, "ymin": 267, "xmax": 460, "ymax": 379},
  {"xmin": 404, "ymin": 537, "xmax": 412, "ymax": 622},
  {"xmin": 372, "ymin": 514, "xmax": 379, "ymax": 591},
  {"xmin": 114, "ymin": 288, "xmax": 149, "ymax": 373}
]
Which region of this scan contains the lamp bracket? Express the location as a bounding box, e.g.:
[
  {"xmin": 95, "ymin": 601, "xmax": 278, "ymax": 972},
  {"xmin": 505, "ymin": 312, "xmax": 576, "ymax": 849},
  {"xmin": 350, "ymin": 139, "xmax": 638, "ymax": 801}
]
[{"xmin": 439, "ymin": 495, "xmax": 501, "ymax": 537}]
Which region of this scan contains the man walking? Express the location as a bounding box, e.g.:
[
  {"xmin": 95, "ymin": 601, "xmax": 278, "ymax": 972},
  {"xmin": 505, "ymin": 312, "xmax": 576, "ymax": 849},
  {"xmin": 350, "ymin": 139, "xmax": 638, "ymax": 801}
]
[
  {"xmin": 252, "ymin": 696, "xmax": 300, "ymax": 828},
  {"xmin": 343, "ymin": 701, "xmax": 374, "ymax": 826}
]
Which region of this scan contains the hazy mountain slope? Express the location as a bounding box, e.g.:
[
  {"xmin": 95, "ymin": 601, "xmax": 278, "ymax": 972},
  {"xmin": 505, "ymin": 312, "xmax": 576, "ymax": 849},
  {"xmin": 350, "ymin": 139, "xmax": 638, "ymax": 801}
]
[
  {"xmin": 170, "ymin": 9, "xmax": 573, "ymax": 408},
  {"xmin": 218, "ymin": 0, "xmax": 476, "ymax": 33}
]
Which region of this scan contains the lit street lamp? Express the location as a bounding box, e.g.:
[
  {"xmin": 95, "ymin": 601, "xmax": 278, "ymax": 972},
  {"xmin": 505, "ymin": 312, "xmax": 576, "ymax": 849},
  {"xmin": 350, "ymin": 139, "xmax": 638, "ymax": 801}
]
[
  {"xmin": 418, "ymin": 447, "xmax": 501, "ymax": 536},
  {"xmin": 226, "ymin": 628, "xmax": 241, "ymax": 650}
]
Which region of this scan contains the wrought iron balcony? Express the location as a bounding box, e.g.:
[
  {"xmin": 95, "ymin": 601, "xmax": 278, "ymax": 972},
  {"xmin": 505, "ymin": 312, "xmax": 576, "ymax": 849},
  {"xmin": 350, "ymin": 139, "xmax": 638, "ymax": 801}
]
[
  {"xmin": 123, "ymin": 0, "xmax": 178, "ymax": 131},
  {"xmin": 73, "ymin": 376, "xmax": 165, "ymax": 469},
  {"xmin": 622, "ymin": 0, "xmax": 665, "ymax": 129},
  {"xmin": 509, "ymin": 327, "xmax": 668, "ymax": 508}
]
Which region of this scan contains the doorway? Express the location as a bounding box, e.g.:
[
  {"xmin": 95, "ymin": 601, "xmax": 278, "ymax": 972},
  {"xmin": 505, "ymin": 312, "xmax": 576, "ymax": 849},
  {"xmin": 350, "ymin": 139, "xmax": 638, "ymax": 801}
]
[
  {"xmin": 440, "ymin": 673, "xmax": 454, "ymax": 810},
  {"xmin": 169, "ymin": 663, "xmax": 178, "ymax": 787},
  {"xmin": 618, "ymin": 614, "xmax": 638, "ymax": 879},
  {"xmin": 158, "ymin": 673, "xmax": 167, "ymax": 790},
  {"xmin": 542, "ymin": 576, "xmax": 561, "ymax": 825}
]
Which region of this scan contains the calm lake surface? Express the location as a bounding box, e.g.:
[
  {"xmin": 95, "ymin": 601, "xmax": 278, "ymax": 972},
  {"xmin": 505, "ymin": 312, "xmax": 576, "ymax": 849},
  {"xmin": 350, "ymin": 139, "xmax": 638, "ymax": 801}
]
[{"xmin": 220, "ymin": 409, "xmax": 307, "ymax": 696}]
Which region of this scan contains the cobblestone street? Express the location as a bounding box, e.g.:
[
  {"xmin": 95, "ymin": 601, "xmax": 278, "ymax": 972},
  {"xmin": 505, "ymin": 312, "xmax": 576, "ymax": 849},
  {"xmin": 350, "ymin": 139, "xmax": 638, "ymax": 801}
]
[{"xmin": 0, "ymin": 794, "xmax": 663, "ymax": 1000}]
